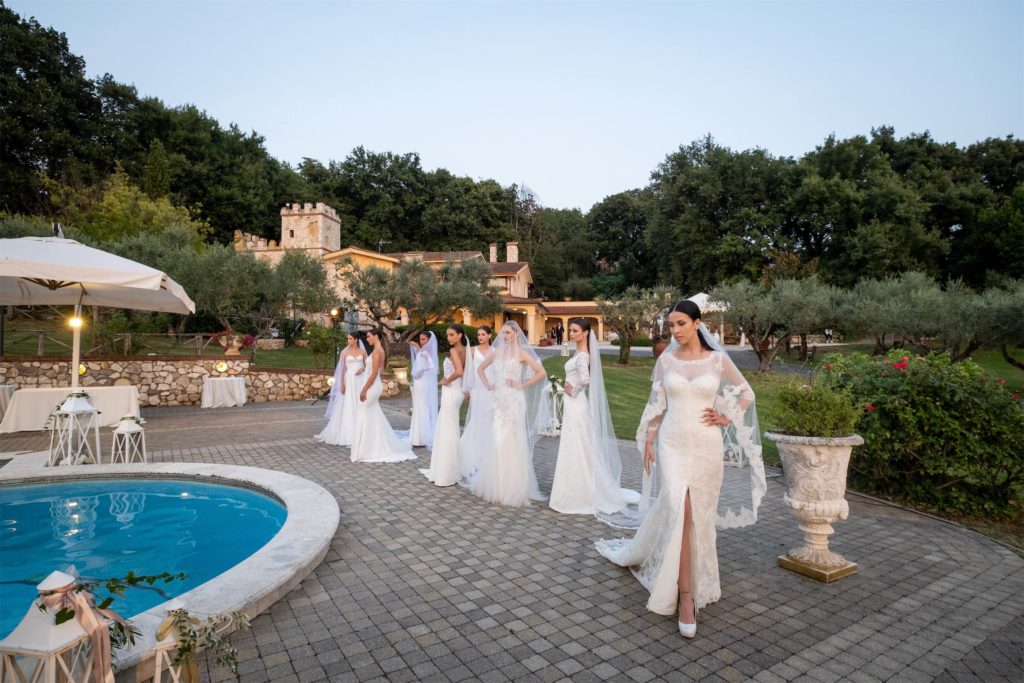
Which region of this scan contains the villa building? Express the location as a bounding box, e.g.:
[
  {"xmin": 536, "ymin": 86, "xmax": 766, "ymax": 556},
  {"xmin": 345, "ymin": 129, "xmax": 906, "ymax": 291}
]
[{"xmin": 234, "ymin": 202, "xmax": 606, "ymax": 343}]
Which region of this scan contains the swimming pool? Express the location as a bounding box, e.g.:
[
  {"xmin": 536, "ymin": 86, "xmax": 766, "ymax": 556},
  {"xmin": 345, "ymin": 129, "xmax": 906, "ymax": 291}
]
[{"xmin": 0, "ymin": 478, "xmax": 287, "ymax": 638}]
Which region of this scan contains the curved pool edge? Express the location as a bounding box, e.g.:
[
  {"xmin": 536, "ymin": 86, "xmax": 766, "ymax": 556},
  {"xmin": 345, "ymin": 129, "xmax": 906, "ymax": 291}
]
[{"xmin": 0, "ymin": 462, "xmax": 340, "ymax": 678}]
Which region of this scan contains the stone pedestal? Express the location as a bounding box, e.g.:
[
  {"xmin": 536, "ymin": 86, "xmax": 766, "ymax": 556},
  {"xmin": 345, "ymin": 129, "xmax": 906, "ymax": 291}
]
[{"xmin": 765, "ymin": 432, "xmax": 864, "ymax": 583}]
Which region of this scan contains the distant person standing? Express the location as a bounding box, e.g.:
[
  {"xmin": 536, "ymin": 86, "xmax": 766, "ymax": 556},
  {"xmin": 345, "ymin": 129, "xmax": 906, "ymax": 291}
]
[
  {"xmin": 555, "ymin": 323, "xmax": 564, "ymax": 346},
  {"xmin": 825, "ymin": 328, "xmax": 834, "ymax": 343}
]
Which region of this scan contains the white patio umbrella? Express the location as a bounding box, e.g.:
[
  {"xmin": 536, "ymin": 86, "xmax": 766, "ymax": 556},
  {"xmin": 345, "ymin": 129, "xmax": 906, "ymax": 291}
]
[{"xmin": 0, "ymin": 236, "xmax": 195, "ymax": 388}]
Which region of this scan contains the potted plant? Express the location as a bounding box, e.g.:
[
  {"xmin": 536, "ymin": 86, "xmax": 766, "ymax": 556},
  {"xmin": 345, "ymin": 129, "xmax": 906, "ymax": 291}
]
[
  {"xmin": 212, "ymin": 330, "xmax": 254, "ymax": 357},
  {"xmin": 764, "ymin": 381, "xmax": 863, "ymax": 582}
]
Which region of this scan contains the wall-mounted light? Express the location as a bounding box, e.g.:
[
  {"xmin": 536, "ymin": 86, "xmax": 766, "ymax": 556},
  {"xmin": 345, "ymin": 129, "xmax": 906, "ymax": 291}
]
[
  {"xmin": 326, "ymin": 376, "xmax": 335, "ymax": 387},
  {"xmin": 215, "ymin": 360, "xmax": 228, "ymax": 373},
  {"xmin": 78, "ymin": 363, "xmax": 87, "ymax": 376},
  {"xmin": 68, "ymin": 316, "xmax": 83, "ymax": 329}
]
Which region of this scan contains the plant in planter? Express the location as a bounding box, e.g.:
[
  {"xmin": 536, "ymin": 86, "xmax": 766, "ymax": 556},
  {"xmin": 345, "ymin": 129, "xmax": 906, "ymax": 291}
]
[
  {"xmin": 211, "ymin": 330, "xmax": 254, "ymax": 357},
  {"xmin": 765, "ymin": 381, "xmax": 863, "ymax": 582}
]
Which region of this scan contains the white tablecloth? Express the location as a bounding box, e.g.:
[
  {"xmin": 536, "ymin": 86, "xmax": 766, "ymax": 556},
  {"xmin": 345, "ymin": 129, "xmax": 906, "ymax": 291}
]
[
  {"xmin": 201, "ymin": 377, "xmax": 247, "ymax": 408},
  {"xmin": 0, "ymin": 385, "xmax": 15, "ymax": 421},
  {"xmin": 0, "ymin": 386, "xmax": 141, "ymax": 433}
]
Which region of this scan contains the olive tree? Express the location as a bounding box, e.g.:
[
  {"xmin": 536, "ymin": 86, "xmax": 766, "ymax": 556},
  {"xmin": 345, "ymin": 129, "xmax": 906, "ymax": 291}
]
[{"xmin": 596, "ymin": 286, "xmax": 679, "ymax": 365}]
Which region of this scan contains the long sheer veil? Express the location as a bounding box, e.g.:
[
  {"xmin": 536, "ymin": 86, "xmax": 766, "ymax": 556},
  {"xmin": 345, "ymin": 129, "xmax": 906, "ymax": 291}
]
[
  {"xmin": 624, "ymin": 323, "xmax": 766, "ymax": 530},
  {"xmin": 489, "ymin": 321, "xmax": 552, "ymax": 452},
  {"xmin": 412, "ymin": 332, "xmax": 439, "ymax": 446},
  {"xmin": 324, "ymin": 337, "xmax": 367, "ymax": 418},
  {"xmin": 587, "ymin": 330, "xmax": 642, "ymax": 526}
]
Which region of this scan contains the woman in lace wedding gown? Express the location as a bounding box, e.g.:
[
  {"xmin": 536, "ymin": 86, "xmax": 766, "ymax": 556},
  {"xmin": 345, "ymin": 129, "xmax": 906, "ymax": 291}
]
[
  {"xmin": 409, "ymin": 331, "xmax": 439, "ymax": 448},
  {"xmin": 315, "ymin": 332, "xmax": 367, "ymax": 446},
  {"xmin": 469, "ymin": 322, "xmax": 549, "ymax": 507},
  {"xmin": 549, "ymin": 320, "xmax": 637, "ymax": 516},
  {"xmin": 421, "ymin": 325, "xmax": 469, "ymax": 487},
  {"xmin": 459, "ymin": 325, "xmax": 494, "ymax": 480},
  {"xmin": 350, "ymin": 329, "xmax": 417, "ymax": 464},
  {"xmin": 596, "ymin": 300, "xmax": 765, "ymax": 638}
]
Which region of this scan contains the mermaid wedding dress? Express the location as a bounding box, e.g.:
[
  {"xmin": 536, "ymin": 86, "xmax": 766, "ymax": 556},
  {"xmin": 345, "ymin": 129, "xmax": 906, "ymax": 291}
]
[{"xmin": 421, "ymin": 356, "xmax": 463, "ymax": 486}]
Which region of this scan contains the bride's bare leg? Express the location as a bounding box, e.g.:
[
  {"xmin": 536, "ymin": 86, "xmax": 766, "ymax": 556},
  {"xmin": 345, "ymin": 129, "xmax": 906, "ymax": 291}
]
[{"xmin": 678, "ymin": 490, "xmax": 696, "ymax": 624}]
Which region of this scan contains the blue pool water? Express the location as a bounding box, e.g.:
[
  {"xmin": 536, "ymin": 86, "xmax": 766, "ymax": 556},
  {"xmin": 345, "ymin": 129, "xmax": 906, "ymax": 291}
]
[{"xmin": 0, "ymin": 479, "xmax": 286, "ymax": 638}]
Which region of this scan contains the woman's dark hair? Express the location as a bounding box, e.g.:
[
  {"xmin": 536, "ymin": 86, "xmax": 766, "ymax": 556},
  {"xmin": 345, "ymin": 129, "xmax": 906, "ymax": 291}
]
[
  {"xmin": 366, "ymin": 328, "xmax": 388, "ymax": 359},
  {"xmin": 569, "ymin": 318, "xmax": 592, "ymax": 335},
  {"xmin": 478, "ymin": 325, "xmax": 492, "ymax": 338},
  {"xmin": 670, "ymin": 299, "xmax": 714, "ymax": 351},
  {"xmin": 448, "ymin": 323, "xmax": 470, "ymax": 348}
]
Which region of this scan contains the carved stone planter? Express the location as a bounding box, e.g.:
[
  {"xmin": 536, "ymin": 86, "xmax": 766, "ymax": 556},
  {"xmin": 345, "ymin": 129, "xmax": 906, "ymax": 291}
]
[{"xmin": 765, "ymin": 432, "xmax": 864, "ymax": 582}]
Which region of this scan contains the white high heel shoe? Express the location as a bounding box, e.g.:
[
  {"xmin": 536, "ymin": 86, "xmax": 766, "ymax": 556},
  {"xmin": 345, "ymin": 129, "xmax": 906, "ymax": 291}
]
[{"xmin": 678, "ymin": 594, "xmax": 696, "ymax": 639}]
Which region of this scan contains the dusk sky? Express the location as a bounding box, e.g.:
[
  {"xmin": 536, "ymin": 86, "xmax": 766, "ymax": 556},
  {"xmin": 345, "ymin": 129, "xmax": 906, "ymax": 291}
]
[{"xmin": 12, "ymin": 0, "xmax": 1023, "ymax": 210}]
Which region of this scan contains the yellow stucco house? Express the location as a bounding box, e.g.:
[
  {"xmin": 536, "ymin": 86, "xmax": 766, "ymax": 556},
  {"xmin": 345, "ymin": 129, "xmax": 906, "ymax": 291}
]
[{"xmin": 235, "ymin": 202, "xmax": 606, "ymax": 344}]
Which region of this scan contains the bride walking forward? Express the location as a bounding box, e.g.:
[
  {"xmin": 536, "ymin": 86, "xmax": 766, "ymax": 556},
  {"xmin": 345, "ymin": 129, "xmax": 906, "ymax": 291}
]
[
  {"xmin": 549, "ymin": 318, "xmax": 639, "ymax": 516},
  {"xmin": 408, "ymin": 331, "xmax": 439, "ymax": 447},
  {"xmin": 596, "ymin": 300, "xmax": 766, "ymax": 638},
  {"xmin": 315, "ymin": 331, "xmax": 367, "ymax": 446},
  {"xmin": 469, "ymin": 321, "xmax": 549, "ymax": 507},
  {"xmin": 421, "ymin": 324, "xmax": 471, "ymax": 487},
  {"xmin": 350, "ymin": 328, "xmax": 417, "ymax": 464}
]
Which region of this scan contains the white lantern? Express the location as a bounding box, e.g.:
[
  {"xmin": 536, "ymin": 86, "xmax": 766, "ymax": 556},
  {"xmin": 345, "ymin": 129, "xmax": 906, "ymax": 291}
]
[
  {"xmin": 109, "ymin": 415, "xmax": 146, "ymax": 464},
  {"xmin": 48, "ymin": 393, "xmax": 101, "ymax": 467},
  {"xmin": 0, "ymin": 571, "xmax": 97, "ymax": 683}
]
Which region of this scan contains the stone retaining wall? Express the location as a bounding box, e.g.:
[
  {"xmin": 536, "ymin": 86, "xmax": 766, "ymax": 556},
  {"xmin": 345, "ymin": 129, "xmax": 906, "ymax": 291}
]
[{"xmin": 0, "ymin": 356, "xmax": 402, "ymax": 405}]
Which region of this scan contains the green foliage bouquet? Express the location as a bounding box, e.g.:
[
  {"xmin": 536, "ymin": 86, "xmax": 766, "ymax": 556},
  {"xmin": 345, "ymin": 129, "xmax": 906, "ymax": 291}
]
[{"xmin": 821, "ymin": 351, "xmax": 1024, "ymax": 517}]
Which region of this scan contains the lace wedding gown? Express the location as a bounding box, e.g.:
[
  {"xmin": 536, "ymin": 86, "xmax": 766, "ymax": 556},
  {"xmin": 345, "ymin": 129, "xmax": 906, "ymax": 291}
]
[
  {"xmin": 470, "ymin": 357, "xmax": 544, "ymax": 506},
  {"xmin": 596, "ymin": 352, "xmax": 749, "ymax": 615},
  {"xmin": 459, "ymin": 347, "xmax": 493, "ymax": 479},
  {"xmin": 421, "ymin": 357, "xmax": 463, "ymax": 486},
  {"xmin": 549, "ymin": 352, "xmax": 596, "ymax": 514},
  {"xmin": 350, "ymin": 355, "xmax": 416, "ymax": 464},
  {"xmin": 315, "ymin": 355, "xmax": 364, "ymax": 446}
]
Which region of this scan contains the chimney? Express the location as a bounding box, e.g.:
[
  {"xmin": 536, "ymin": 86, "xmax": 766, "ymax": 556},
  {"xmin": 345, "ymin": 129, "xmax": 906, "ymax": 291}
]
[
  {"xmin": 506, "ymin": 241, "xmax": 519, "ymax": 263},
  {"xmin": 489, "ymin": 243, "xmax": 498, "ymax": 263}
]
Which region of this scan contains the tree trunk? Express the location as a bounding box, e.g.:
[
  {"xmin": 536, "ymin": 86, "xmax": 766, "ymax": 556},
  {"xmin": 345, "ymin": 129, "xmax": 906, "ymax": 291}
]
[{"xmin": 1001, "ymin": 344, "xmax": 1024, "ymax": 371}]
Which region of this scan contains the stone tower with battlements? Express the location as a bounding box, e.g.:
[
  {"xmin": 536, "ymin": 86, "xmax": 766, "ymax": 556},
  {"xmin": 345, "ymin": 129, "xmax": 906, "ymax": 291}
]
[{"xmin": 280, "ymin": 202, "xmax": 341, "ymax": 252}]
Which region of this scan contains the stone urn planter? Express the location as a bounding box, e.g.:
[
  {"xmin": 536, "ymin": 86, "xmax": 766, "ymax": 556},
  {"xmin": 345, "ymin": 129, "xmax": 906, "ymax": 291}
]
[
  {"xmin": 765, "ymin": 432, "xmax": 864, "ymax": 582},
  {"xmin": 652, "ymin": 338, "xmax": 669, "ymax": 359}
]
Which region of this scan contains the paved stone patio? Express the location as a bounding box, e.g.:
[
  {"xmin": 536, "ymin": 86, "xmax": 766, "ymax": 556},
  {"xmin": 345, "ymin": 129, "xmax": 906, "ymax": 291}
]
[{"xmin": 2, "ymin": 397, "xmax": 1022, "ymax": 683}]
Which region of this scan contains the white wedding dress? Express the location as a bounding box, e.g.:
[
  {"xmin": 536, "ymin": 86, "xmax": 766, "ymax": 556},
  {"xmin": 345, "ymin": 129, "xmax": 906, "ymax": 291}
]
[
  {"xmin": 350, "ymin": 355, "xmax": 417, "ymax": 464},
  {"xmin": 409, "ymin": 353, "xmax": 437, "ymax": 447},
  {"xmin": 596, "ymin": 352, "xmax": 749, "ymax": 614},
  {"xmin": 549, "ymin": 352, "xmax": 596, "ymax": 514},
  {"xmin": 420, "ymin": 357, "xmax": 463, "ymax": 486},
  {"xmin": 315, "ymin": 354, "xmax": 364, "ymax": 446},
  {"xmin": 459, "ymin": 347, "xmax": 494, "ymax": 479},
  {"xmin": 470, "ymin": 356, "xmax": 544, "ymax": 507}
]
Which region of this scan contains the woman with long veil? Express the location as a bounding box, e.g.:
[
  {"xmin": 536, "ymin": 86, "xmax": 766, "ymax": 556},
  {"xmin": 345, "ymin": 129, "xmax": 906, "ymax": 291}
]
[
  {"xmin": 549, "ymin": 319, "xmax": 640, "ymax": 516},
  {"xmin": 315, "ymin": 332, "xmax": 368, "ymax": 446},
  {"xmin": 421, "ymin": 324, "xmax": 472, "ymax": 486},
  {"xmin": 459, "ymin": 325, "xmax": 494, "ymax": 480},
  {"xmin": 408, "ymin": 331, "xmax": 439, "ymax": 448},
  {"xmin": 350, "ymin": 328, "xmax": 417, "ymax": 464},
  {"xmin": 469, "ymin": 321, "xmax": 550, "ymax": 507},
  {"xmin": 595, "ymin": 299, "xmax": 766, "ymax": 638}
]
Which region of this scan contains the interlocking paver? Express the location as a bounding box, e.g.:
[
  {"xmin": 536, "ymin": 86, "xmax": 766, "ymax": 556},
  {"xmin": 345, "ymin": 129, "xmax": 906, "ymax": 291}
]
[{"xmin": 3, "ymin": 397, "xmax": 1023, "ymax": 682}]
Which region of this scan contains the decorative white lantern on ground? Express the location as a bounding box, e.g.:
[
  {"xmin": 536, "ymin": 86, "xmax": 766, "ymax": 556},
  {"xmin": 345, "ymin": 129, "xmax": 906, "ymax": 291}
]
[
  {"xmin": 48, "ymin": 392, "xmax": 101, "ymax": 467},
  {"xmin": 541, "ymin": 382, "xmax": 564, "ymax": 437},
  {"xmin": 0, "ymin": 571, "xmax": 100, "ymax": 683},
  {"xmin": 109, "ymin": 415, "xmax": 146, "ymax": 464}
]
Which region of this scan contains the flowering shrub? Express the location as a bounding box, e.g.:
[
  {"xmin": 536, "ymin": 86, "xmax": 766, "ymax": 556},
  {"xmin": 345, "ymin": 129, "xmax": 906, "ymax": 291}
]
[
  {"xmin": 821, "ymin": 350, "xmax": 1024, "ymax": 517},
  {"xmin": 211, "ymin": 329, "xmax": 254, "ymax": 349}
]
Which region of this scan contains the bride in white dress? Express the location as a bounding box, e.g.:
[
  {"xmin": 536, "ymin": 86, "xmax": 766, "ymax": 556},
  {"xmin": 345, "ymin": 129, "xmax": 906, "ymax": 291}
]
[
  {"xmin": 350, "ymin": 328, "xmax": 417, "ymax": 464},
  {"xmin": 459, "ymin": 325, "xmax": 494, "ymax": 480},
  {"xmin": 315, "ymin": 332, "xmax": 368, "ymax": 446},
  {"xmin": 421, "ymin": 324, "xmax": 471, "ymax": 486},
  {"xmin": 549, "ymin": 319, "xmax": 639, "ymax": 516},
  {"xmin": 596, "ymin": 299, "xmax": 766, "ymax": 638},
  {"xmin": 408, "ymin": 331, "xmax": 439, "ymax": 448},
  {"xmin": 469, "ymin": 321, "xmax": 550, "ymax": 507}
]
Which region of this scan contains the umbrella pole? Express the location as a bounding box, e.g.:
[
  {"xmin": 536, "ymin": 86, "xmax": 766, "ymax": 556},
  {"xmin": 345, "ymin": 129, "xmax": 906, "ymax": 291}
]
[{"xmin": 71, "ymin": 305, "xmax": 81, "ymax": 389}]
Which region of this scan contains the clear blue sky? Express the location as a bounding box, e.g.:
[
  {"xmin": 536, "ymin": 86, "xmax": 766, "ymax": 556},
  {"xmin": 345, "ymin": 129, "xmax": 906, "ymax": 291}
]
[{"xmin": 12, "ymin": 0, "xmax": 1024, "ymax": 211}]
